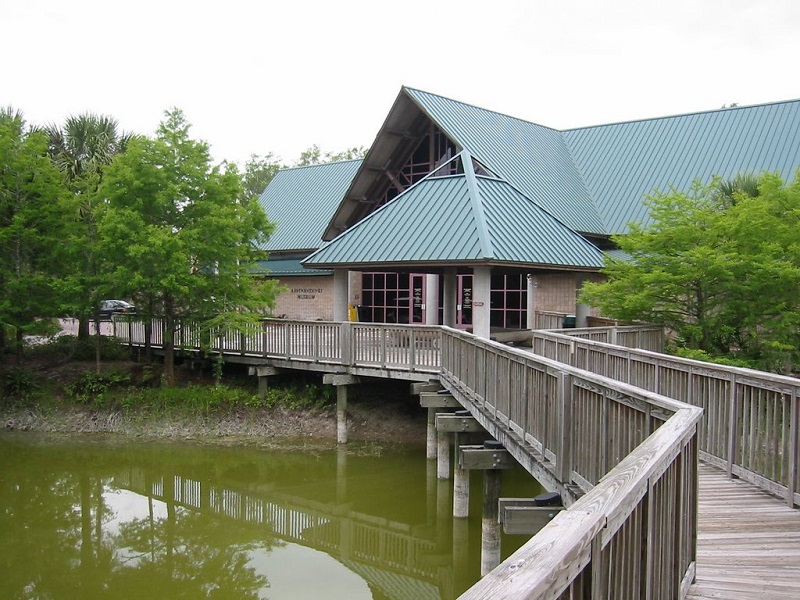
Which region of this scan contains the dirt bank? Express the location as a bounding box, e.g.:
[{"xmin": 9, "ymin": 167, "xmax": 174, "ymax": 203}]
[
  {"xmin": 1, "ymin": 359, "xmax": 429, "ymax": 447},
  {"xmin": 2, "ymin": 400, "xmax": 427, "ymax": 446}
]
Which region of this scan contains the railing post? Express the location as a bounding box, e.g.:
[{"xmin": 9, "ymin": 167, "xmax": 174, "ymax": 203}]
[
  {"xmin": 340, "ymin": 322, "xmax": 352, "ymax": 366},
  {"xmin": 557, "ymin": 372, "xmax": 573, "ymax": 483},
  {"xmin": 727, "ymin": 374, "xmax": 739, "ymax": 478},
  {"xmin": 408, "ymin": 328, "xmax": 416, "ymax": 372},
  {"xmin": 789, "ymin": 390, "xmax": 798, "ymax": 507},
  {"xmin": 262, "ymin": 320, "xmax": 268, "ymax": 358}
]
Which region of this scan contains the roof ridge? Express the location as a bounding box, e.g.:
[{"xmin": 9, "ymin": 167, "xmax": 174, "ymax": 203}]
[
  {"xmin": 277, "ymin": 158, "xmax": 363, "ymax": 173},
  {"xmin": 558, "ymin": 130, "xmax": 609, "ymax": 233},
  {"xmin": 403, "ymin": 86, "xmax": 561, "ymax": 133},
  {"xmin": 461, "ymin": 150, "xmax": 494, "ymax": 259},
  {"xmin": 563, "ymin": 98, "xmax": 800, "ymax": 133}
]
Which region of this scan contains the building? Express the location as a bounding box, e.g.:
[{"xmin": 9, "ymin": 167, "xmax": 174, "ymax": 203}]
[{"xmin": 257, "ymin": 87, "xmax": 800, "ymax": 337}]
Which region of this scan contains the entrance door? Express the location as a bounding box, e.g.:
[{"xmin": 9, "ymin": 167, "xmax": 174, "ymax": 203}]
[
  {"xmin": 411, "ymin": 275, "xmax": 425, "ymax": 324},
  {"xmin": 457, "ymin": 275, "xmax": 473, "ymax": 329}
]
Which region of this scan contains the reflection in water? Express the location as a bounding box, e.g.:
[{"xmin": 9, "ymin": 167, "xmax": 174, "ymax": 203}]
[{"xmin": 0, "ymin": 432, "xmax": 543, "ymax": 599}]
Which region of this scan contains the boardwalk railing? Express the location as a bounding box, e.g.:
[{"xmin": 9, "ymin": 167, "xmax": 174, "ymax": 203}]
[
  {"xmin": 441, "ymin": 328, "xmax": 702, "ymax": 600},
  {"xmin": 116, "ymin": 467, "xmax": 440, "ymax": 582},
  {"xmin": 532, "ymin": 329, "xmax": 800, "ymax": 508},
  {"xmin": 116, "ymin": 318, "xmax": 443, "ymax": 375},
  {"xmin": 117, "ymin": 318, "xmax": 701, "ymax": 599}
]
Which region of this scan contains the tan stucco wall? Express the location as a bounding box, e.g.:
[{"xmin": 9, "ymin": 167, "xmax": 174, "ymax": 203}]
[{"xmin": 271, "ymin": 275, "xmax": 334, "ymax": 321}]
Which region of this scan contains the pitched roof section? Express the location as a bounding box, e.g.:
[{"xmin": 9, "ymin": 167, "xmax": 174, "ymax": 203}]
[
  {"xmin": 258, "ymin": 160, "xmax": 361, "ymax": 252},
  {"xmin": 304, "ymin": 152, "xmax": 603, "ymax": 270},
  {"xmin": 405, "ymin": 88, "xmax": 607, "ymax": 234},
  {"xmin": 251, "ymin": 258, "xmax": 331, "ymax": 277},
  {"xmin": 564, "ymin": 100, "xmax": 800, "ymax": 233}
]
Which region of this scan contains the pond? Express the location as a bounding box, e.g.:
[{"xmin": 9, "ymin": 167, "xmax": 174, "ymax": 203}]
[{"xmin": 0, "ymin": 432, "xmax": 544, "ymax": 600}]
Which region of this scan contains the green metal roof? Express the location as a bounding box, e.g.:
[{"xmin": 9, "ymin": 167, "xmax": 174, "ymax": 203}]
[
  {"xmin": 563, "ymin": 100, "xmax": 800, "ymax": 233},
  {"xmin": 304, "ymin": 152, "xmax": 603, "ymax": 270},
  {"xmin": 404, "ymin": 88, "xmax": 608, "ymax": 235},
  {"xmin": 398, "ymin": 89, "xmax": 800, "ymax": 236},
  {"xmin": 252, "ymin": 258, "xmax": 331, "ymax": 277},
  {"xmin": 258, "ymin": 160, "xmax": 361, "ymax": 252}
]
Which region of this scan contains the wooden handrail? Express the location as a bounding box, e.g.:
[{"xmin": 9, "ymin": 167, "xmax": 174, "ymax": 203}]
[
  {"xmin": 116, "ymin": 318, "xmax": 701, "ymax": 599},
  {"xmin": 533, "ymin": 328, "xmax": 800, "ymax": 508}
]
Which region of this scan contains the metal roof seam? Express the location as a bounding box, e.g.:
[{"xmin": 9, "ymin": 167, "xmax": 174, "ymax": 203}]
[{"xmin": 461, "ymin": 150, "xmax": 494, "ymax": 260}]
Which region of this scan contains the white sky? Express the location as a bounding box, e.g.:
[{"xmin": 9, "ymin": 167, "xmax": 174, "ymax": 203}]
[{"xmin": 4, "ymin": 0, "xmax": 799, "ymax": 168}]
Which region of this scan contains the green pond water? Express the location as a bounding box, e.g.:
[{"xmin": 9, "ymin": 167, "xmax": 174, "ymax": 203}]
[{"xmin": 0, "ymin": 432, "xmax": 544, "ymax": 600}]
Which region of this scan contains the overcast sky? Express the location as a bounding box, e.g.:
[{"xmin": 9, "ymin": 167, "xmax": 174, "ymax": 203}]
[{"xmin": 4, "ymin": 0, "xmax": 799, "ymax": 167}]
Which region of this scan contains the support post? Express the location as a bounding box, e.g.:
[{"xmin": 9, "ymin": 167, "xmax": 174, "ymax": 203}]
[
  {"xmin": 337, "ymin": 386, "xmax": 348, "ymax": 444},
  {"xmin": 443, "ymin": 269, "xmax": 457, "ymax": 328},
  {"xmin": 427, "ymin": 407, "xmax": 437, "ymax": 460},
  {"xmin": 457, "ymin": 440, "xmax": 517, "ymax": 576},
  {"xmin": 248, "ymin": 366, "xmax": 281, "ymax": 401},
  {"xmin": 437, "ymin": 429, "xmax": 451, "ymax": 480},
  {"xmin": 323, "ymin": 373, "xmax": 359, "ymax": 444},
  {"xmin": 481, "ymin": 468, "xmax": 502, "ymax": 576},
  {"xmin": 472, "ymin": 266, "xmax": 491, "ymax": 340},
  {"xmin": 333, "ymin": 269, "xmax": 349, "ymax": 322},
  {"xmin": 453, "ymin": 463, "xmax": 470, "ymax": 518},
  {"xmin": 526, "ymin": 274, "xmax": 537, "ymax": 330}
]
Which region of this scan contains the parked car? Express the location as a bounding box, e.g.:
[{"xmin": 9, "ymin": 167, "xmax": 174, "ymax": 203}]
[{"xmin": 99, "ymin": 300, "xmax": 136, "ymax": 319}]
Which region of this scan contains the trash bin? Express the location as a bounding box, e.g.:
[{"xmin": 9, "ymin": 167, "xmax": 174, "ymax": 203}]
[{"xmin": 562, "ymin": 315, "xmax": 576, "ymax": 328}]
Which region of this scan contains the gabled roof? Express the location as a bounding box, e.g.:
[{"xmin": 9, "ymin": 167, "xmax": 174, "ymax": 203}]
[
  {"xmin": 405, "ymin": 88, "xmax": 607, "ymax": 234},
  {"xmin": 322, "ymin": 87, "xmax": 800, "ymax": 240},
  {"xmin": 304, "ymin": 152, "xmax": 603, "ymax": 270},
  {"xmin": 252, "ymin": 257, "xmax": 331, "ymax": 277},
  {"xmin": 258, "ymin": 159, "xmax": 362, "ymax": 252},
  {"xmin": 564, "ymin": 99, "xmax": 800, "ymax": 233}
]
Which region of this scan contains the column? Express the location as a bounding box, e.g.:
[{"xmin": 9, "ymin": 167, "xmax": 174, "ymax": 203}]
[
  {"xmin": 472, "ymin": 266, "xmax": 491, "ymax": 340},
  {"xmin": 333, "ymin": 269, "xmax": 349, "ymax": 322}
]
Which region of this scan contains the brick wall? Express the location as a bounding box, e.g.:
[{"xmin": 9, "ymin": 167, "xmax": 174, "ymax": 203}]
[
  {"xmin": 533, "ymin": 273, "xmax": 578, "ymax": 313},
  {"xmin": 532, "ymin": 272, "xmax": 605, "ymax": 317},
  {"xmin": 271, "ymin": 275, "xmax": 334, "ymax": 321}
]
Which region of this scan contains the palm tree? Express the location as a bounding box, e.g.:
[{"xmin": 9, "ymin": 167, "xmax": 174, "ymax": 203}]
[
  {"xmin": 47, "ymin": 113, "xmax": 134, "ymax": 183},
  {"xmin": 46, "ymin": 114, "xmax": 136, "ymax": 355},
  {"xmin": 715, "ymin": 173, "xmax": 760, "ymax": 208}
]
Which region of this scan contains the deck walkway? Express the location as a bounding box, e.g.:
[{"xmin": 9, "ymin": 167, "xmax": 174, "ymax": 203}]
[{"xmin": 688, "ymin": 463, "xmax": 800, "ymax": 599}]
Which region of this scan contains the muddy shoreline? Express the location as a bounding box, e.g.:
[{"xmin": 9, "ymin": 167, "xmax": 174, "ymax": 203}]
[{"xmin": 3, "ymin": 404, "xmax": 425, "ymax": 444}]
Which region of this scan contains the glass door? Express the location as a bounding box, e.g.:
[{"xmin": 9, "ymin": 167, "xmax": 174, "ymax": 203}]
[{"xmin": 457, "ymin": 275, "xmax": 473, "ymax": 328}]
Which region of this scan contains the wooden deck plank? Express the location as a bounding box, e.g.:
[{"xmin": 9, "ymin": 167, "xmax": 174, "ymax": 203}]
[{"xmin": 686, "ymin": 463, "xmax": 800, "ymax": 599}]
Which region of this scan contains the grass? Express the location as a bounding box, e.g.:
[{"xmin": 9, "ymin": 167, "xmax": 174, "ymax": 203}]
[{"xmin": 1, "ymin": 334, "xmax": 335, "ymax": 416}]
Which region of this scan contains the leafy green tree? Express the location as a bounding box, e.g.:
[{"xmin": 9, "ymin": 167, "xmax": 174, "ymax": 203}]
[
  {"xmin": 581, "ymin": 173, "xmax": 800, "ymax": 372},
  {"xmin": 0, "ymin": 110, "xmax": 68, "ymax": 361},
  {"xmin": 294, "ymin": 143, "xmax": 367, "ymax": 166},
  {"xmin": 241, "ymin": 153, "xmax": 281, "ymax": 201},
  {"xmin": 98, "ymin": 108, "xmax": 279, "ymax": 384},
  {"xmin": 46, "ymin": 114, "xmax": 137, "ymax": 343},
  {"xmin": 718, "ymin": 173, "xmax": 800, "ymax": 371}
]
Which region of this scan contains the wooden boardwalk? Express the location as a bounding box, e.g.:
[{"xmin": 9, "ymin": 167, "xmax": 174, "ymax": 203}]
[
  {"xmin": 117, "ymin": 319, "xmax": 800, "ymax": 599},
  {"xmin": 688, "ymin": 463, "xmax": 800, "ymax": 599}
]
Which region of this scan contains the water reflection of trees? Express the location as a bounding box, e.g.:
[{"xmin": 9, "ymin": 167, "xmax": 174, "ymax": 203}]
[
  {"xmin": 111, "ymin": 509, "xmax": 268, "ymax": 599},
  {"xmin": 0, "ymin": 437, "xmax": 271, "ymax": 600}
]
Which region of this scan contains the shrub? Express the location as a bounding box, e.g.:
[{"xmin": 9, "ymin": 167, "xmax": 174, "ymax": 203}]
[
  {"xmin": 66, "ymin": 370, "xmax": 131, "ymax": 407},
  {"xmin": 2, "ymin": 368, "xmax": 37, "ymax": 403}
]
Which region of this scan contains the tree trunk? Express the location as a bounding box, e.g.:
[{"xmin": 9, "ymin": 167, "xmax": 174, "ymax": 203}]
[
  {"xmin": 78, "ymin": 315, "xmax": 90, "ymax": 340},
  {"xmin": 163, "ymin": 296, "xmax": 175, "ymax": 386},
  {"xmin": 14, "ymin": 328, "xmax": 24, "ymax": 366},
  {"xmin": 94, "ymin": 312, "xmax": 102, "ymax": 374}
]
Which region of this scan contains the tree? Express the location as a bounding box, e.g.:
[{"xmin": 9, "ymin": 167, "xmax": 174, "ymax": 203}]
[
  {"xmin": 98, "ymin": 108, "xmax": 280, "ymax": 384},
  {"xmin": 580, "ymin": 173, "xmax": 800, "ymax": 372},
  {"xmin": 0, "ymin": 110, "xmax": 68, "ymax": 361},
  {"xmin": 294, "ymin": 144, "xmax": 367, "ymax": 166},
  {"xmin": 241, "ymin": 153, "xmax": 281, "ymax": 201},
  {"xmin": 46, "ymin": 114, "xmax": 137, "ymax": 344}
]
